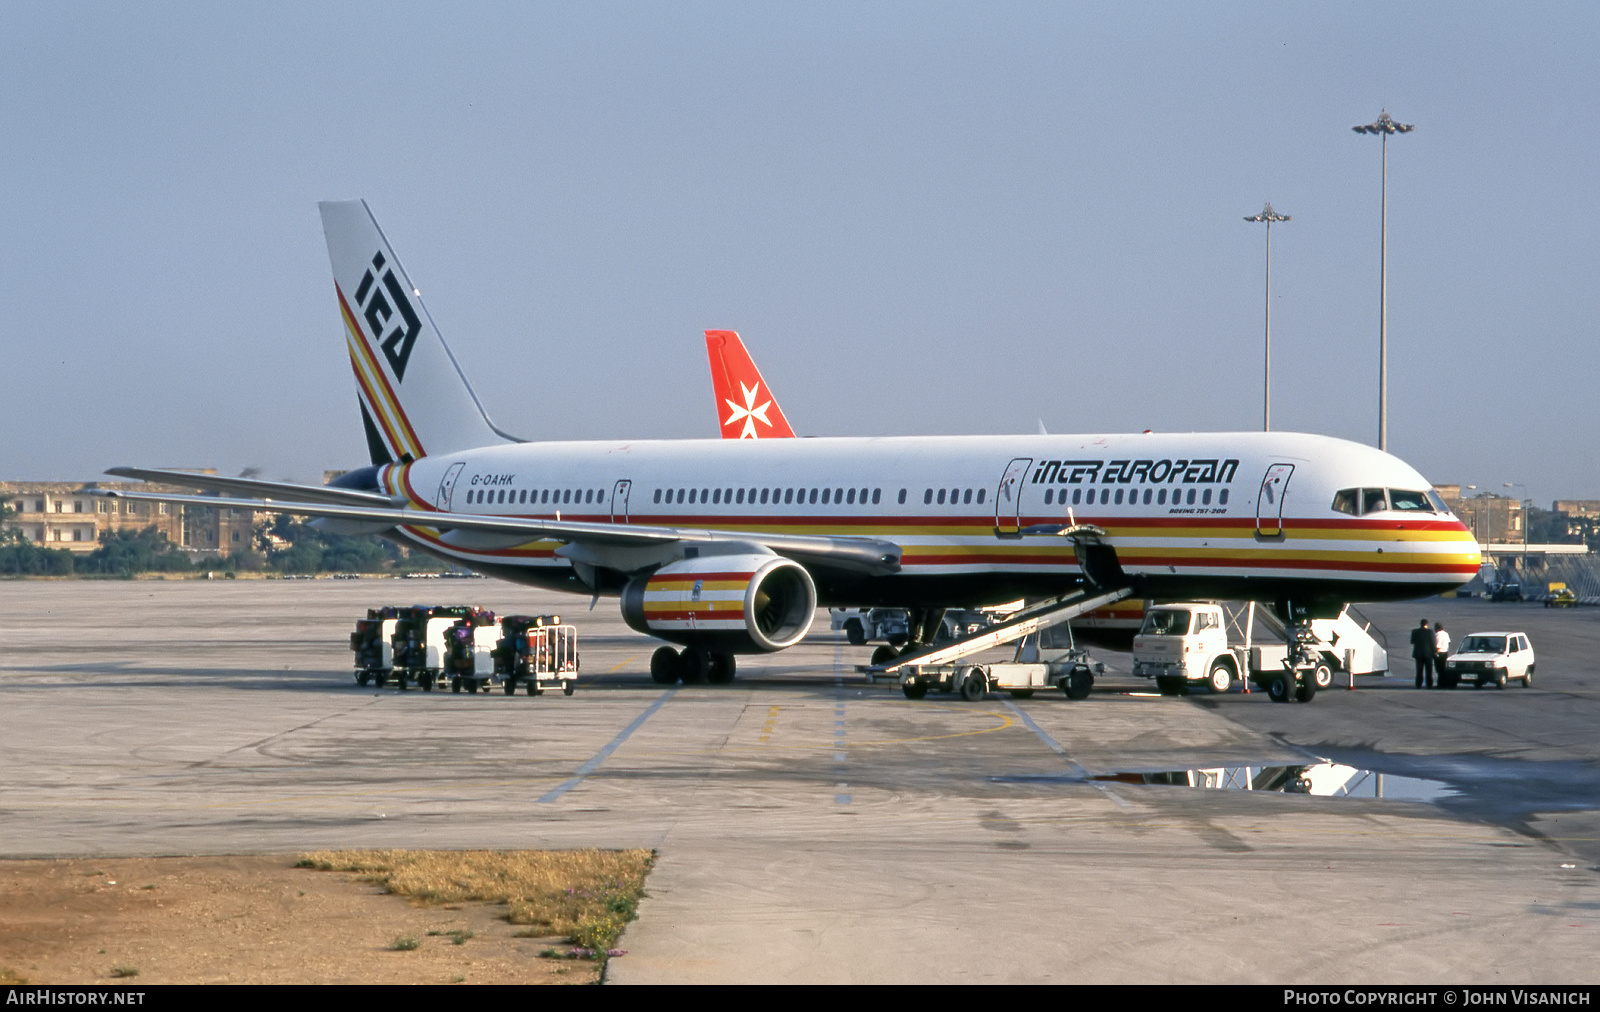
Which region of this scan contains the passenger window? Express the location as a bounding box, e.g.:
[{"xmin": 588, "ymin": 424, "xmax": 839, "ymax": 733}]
[
  {"xmin": 726, "ymin": 488, "xmax": 733, "ymax": 503},
  {"xmin": 1362, "ymin": 488, "xmax": 1388, "ymax": 514},
  {"xmin": 1044, "ymin": 489, "xmax": 1054, "ymax": 505},
  {"xmin": 760, "ymin": 488, "xmax": 769, "ymax": 504},
  {"xmin": 809, "ymin": 488, "xmax": 818, "ymax": 504},
  {"xmin": 701, "ymin": 488, "xmax": 709, "ymax": 502},
  {"xmin": 924, "ymin": 489, "xmax": 933, "ymax": 505},
  {"xmin": 1100, "ymin": 489, "xmax": 1110, "ymax": 506},
  {"xmin": 1158, "ymin": 489, "xmax": 1167, "ymax": 505},
  {"xmin": 874, "ymin": 489, "xmax": 883, "ymax": 505},
  {"xmin": 1219, "ymin": 489, "xmax": 1229, "ymax": 505},
  {"xmin": 835, "ymin": 488, "xmax": 844, "ymax": 502},
  {"xmin": 712, "ymin": 489, "xmax": 721, "ymax": 504},
  {"xmin": 1202, "ymin": 489, "xmax": 1211, "ymax": 505},
  {"xmin": 1143, "ymin": 489, "xmax": 1152, "ymax": 505},
  {"xmin": 937, "ymin": 489, "xmax": 947, "ymax": 505},
  {"xmin": 821, "ymin": 488, "xmax": 830, "ymax": 505},
  {"xmin": 783, "ymin": 489, "xmax": 793, "ymax": 504},
  {"xmin": 1186, "ymin": 489, "xmax": 1195, "ymax": 505},
  {"xmin": 736, "ymin": 488, "xmax": 745, "ymax": 504},
  {"xmin": 961, "ymin": 489, "xmax": 970, "ymax": 505},
  {"xmin": 1114, "ymin": 489, "xmax": 1124, "ymax": 505},
  {"xmin": 976, "ymin": 488, "xmax": 985, "ymax": 504},
  {"xmin": 846, "ymin": 488, "xmax": 856, "ymax": 505},
  {"xmin": 688, "ymin": 489, "xmax": 696, "ymax": 504},
  {"xmin": 1073, "ymin": 489, "xmax": 1082, "ymax": 506}
]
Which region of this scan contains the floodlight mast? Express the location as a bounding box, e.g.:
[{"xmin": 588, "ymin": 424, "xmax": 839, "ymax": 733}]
[
  {"xmin": 1352, "ymin": 110, "xmax": 1415, "ymax": 452},
  {"xmin": 1244, "ymin": 203, "xmax": 1290, "ymax": 431}
]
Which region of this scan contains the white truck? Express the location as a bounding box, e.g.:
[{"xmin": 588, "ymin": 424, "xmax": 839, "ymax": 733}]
[{"xmin": 1131, "ymin": 602, "xmax": 1388, "ymax": 703}]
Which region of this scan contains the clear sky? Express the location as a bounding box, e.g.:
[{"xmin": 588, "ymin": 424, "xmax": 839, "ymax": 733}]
[{"xmin": 4, "ymin": 2, "xmax": 1596, "ymax": 506}]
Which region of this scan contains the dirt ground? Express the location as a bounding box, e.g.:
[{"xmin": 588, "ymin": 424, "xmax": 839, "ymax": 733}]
[{"xmin": 0, "ymin": 856, "xmax": 601, "ymax": 985}]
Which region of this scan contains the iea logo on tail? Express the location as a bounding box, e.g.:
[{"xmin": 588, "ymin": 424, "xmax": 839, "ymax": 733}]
[{"xmin": 352, "ymin": 252, "xmax": 422, "ymax": 382}]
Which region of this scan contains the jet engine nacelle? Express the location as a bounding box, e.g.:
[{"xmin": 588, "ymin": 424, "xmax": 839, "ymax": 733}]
[{"xmin": 620, "ymin": 554, "xmax": 816, "ymax": 653}]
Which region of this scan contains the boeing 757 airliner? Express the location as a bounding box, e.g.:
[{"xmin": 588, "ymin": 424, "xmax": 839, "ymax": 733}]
[{"xmin": 99, "ymin": 200, "xmax": 1481, "ymax": 689}]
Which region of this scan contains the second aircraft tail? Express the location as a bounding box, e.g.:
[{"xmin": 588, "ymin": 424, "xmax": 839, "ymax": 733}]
[{"xmin": 704, "ymin": 330, "xmax": 796, "ymax": 439}]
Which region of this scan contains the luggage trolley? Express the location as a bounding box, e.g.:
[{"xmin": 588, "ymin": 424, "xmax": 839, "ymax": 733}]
[{"xmin": 495, "ymin": 615, "xmax": 580, "ymax": 696}]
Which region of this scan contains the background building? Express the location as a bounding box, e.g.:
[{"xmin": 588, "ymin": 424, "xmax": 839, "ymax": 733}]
[{"xmin": 2, "ymin": 476, "xmax": 254, "ymax": 557}]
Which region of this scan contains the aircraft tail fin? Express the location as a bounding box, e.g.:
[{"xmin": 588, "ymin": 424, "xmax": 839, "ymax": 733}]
[
  {"xmin": 319, "ymin": 200, "xmax": 516, "ymax": 465},
  {"xmin": 704, "ymin": 330, "xmax": 796, "ymax": 439}
]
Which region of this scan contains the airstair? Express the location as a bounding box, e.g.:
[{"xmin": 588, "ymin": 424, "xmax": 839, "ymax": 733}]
[{"xmin": 866, "ymin": 586, "xmax": 1134, "ymax": 675}]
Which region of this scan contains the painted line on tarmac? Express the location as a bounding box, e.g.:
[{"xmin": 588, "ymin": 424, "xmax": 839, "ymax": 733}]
[
  {"xmin": 1002, "ymin": 699, "xmax": 1130, "ymax": 808},
  {"xmin": 538, "ymin": 689, "xmax": 678, "ymax": 803}
]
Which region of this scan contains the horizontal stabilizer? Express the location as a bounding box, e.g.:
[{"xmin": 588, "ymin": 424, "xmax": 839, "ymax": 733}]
[{"xmin": 104, "ymin": 467, "xmax": 401, "ymax": 507}]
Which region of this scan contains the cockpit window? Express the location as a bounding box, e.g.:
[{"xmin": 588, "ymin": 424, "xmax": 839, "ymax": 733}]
[
  {"xmin": 1361, "ymin": 488, "xmax": 1389, "ymax": 515},
  {"xmin": 1140, "ymin": 609, "xmax": 1192, "ymax": 636},
  {"xmin": 1388, "ymin": 490, "xmax": 1433, "ymax": 512},
  {"xmin": 1331, "ymin": 489, "xmax": 1359, "ymax": 516},
  {"xmin": 1427, "ymin": 490, "xmax": 1451, "ymax": 514}
]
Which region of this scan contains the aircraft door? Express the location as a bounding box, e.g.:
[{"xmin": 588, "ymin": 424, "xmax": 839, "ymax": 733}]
[
  {"xmin": 610, "ymin": 479, "xmax": 632, "ymax": 523},
  {"xmin": 1256, "ymin": 464, "xmax": 1294, "ymax": 537},
  {"xmin": 995, "ymin": 457, "xmax": 1033, "ymax": 537},
  {"xmin": 436, "ymin": 462, "xmax": 466, "ymax": 511}
]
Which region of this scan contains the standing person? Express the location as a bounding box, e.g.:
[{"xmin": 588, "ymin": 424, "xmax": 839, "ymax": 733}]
[
  {"xmin": 1410, "ymin": 619, "xmax": 1435, "ymax": 688},
  {"xmin": 1434, "ymin": 623, "xmax": 1451, "ymax": 683}
]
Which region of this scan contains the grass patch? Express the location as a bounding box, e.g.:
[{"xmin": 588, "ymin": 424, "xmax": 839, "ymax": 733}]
[
  {"xmin": 0, "ymin": 968, "xmax": 28, "ymax": 985},
  {"xmin": 298, "ymin": 849, "xmax": 653, "ymax": 954},
  {"xmin": 109, "ymin": 966, "xmax": 139, "ymax": 978},
  {"xmin": 389, "ymin": 936, "xmax": 419, "ymax": 951},
  {"xmin": 427, "ymin": 929, "xmax": 474, "ymax": 945}
]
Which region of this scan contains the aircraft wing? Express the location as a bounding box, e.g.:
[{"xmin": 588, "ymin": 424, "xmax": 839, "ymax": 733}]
[
  {"xmin": 104, "ymin": 466, "xmax": 401, "ymax": 508},
  {"xmin": 89, "ymin": 487, "xmax": 902, "ymax": 575}
]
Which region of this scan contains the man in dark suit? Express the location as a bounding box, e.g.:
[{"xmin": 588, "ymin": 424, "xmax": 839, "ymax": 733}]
[{"xmin": 1410, "ymin": 618, "xmax": 1435, "ymax": 688}]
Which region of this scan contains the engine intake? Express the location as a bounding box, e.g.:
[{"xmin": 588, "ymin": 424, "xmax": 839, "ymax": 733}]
[{"xmin": 621, "ymin": 554, "xmax": 816, "ymax": 653}]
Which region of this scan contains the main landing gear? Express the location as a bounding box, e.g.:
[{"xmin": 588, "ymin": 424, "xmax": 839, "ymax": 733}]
[{"xmin": 650, "ymin": 645, "xmax": 737, "ymax": 685}]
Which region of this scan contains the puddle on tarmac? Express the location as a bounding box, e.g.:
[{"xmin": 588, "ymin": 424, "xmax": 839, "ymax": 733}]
[{"xmin": 1090, "ymin": 762, "xmax": 1458, "ymax": 801}]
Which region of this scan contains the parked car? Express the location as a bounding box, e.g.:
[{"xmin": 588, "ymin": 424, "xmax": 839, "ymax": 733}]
[
  {"xmin": 1488, "ymin": 582, "xmax": 1524, "ymax": 603},
  {"xmin": 1440, "ymin": 632, "xmax": 1535, "ymax": 689}
]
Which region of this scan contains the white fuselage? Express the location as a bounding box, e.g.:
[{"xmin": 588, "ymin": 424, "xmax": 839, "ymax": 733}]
[{"xmin": 374, "ymin": 429, "xmax": 1480, "ymax": 609}]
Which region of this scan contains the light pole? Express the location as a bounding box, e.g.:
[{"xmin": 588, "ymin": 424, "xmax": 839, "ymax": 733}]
[
  {"xmin": 1244, "ymin": 203, "xmax": 1290, "ymax": 431},
  {"xmin": 1352, "ymin": 110, "xmax": 1414, "ymax": 453},
  {"xmin": 1504, "ymin": 482, "xmax": 1530, "ymax": 574}
]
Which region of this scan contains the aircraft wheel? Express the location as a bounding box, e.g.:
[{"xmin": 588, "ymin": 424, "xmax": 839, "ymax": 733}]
[
  {"xmin": 526, "ymin": 681, "xmax": 538, "ymax": 696},
  {"xmin": 1207, "ymin": 662, "xmax": 1233, "ymax": 693},
  {"xmin": 356, "ymin": 672, "xmax": 370, "ymax": 687},
  {"xmin": 451, "ymin": 677, "xmax": 461, "ymax": 693},
  {"xmin": 958, "ymin": 667, "xmax": 986, "ymax": 701},
  {"xmin": 1294, "ymin": 678, "xmax": 1317, "ymax": 703},
  {"xmin": 375, "ymin": 672, "xmax": 388, "ymax": 688},
  {"xmin": 1064, "ymin": 669, "xmax": 1094, "ymax": 700},
  {"xmin": 844, "ymin": 620, "xmax": 866, "ymax": 646},
  {"xmin": 902, "ymin": 680, "xmax": 928, "ymax": 700},
  {"xmin": 1312, "ymin": 664, "xmax": 1333, "ymax": 691},
  {"xmin": 706, "ymin": 653, "xmax": 737, "ymax": 684},
  {"xmin": 649, "ymin": 646, "xmax": 680, "ymax": 684},
  {"xmin": 563, "ymin": 682, "xmax": 574, "ymax": 696},
  {"xmin": 870, "ymin": 645, "xmax": 898, "ymax": 667},
  {"xmin": 396, "ymin": 673, "xmax": 409, "ymax": 691},
  {"xmin": 679, "ymin": 649, "xmax": 708, "ymax": 685},
  {"xmin": 503, "ymin": 679, "xmax": 516, "ymax": 696},
  {"xmin": 1267, "ymin": 673, "xmax": 1293, "ymax": 703}
]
